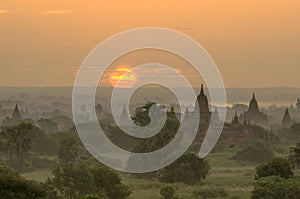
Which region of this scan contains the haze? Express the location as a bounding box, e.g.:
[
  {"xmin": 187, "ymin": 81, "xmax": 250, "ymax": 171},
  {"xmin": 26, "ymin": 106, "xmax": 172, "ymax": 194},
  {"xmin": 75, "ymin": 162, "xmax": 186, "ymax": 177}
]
[{"xmin": 0, "ymin": 0, "xmax": 300, "ymax": 87}]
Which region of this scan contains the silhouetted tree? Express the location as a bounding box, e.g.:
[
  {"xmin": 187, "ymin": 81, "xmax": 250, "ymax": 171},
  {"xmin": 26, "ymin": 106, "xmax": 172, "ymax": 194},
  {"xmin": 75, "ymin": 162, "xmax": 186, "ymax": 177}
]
[
  {"xmin": 255, "ymin": 157, "xmax": 294, "ymax": 179},
  {"xmin": 58, "ymin": 137, "xmax": 79, "ymax": 166},
  {"xmin": 160, "ymin": 153, "xmax": 209, "ymax": 185},
  {"xmin": 0, "ymin": 123, "xmax": 36, "ymax": 171},
  {"xmin": 0, "ymin": 166, "xmax": 45, "ymax": 199},
  {"xmin": 160, "ymin": 186, "xmax": 179, "ymax": 199},
  {"xmin": 43, "ymin": 165, "xmax": 131, "ymax": 199},
  {"xmin": 252, "ymin": 176, "xmax": 300, "ymax": 199}
]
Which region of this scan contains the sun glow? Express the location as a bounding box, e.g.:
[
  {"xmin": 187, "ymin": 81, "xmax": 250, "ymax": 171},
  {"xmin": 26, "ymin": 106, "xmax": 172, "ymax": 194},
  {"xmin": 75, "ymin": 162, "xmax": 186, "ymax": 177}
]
[{"xmin": 110, "ymin": 66, "xmax": 136, "ymax": 88}]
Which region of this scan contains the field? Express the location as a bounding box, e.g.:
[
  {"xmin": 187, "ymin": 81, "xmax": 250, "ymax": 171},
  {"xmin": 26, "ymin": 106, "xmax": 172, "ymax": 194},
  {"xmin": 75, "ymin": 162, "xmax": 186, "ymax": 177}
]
[{"xmin": 21, "ymin": 148, "xmax": 259, "ymax": 199}]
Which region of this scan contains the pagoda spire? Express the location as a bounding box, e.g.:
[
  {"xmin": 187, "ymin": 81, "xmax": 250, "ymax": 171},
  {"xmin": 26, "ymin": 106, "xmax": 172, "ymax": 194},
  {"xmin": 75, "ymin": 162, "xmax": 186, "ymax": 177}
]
[
  {"xmin": 200, "ymin": 84, "xmax": 204, "ymax": 95},
  {"xmin": 282, "ymin": 107, "xmax": 292, "ymax": 127},
  {"xmin": 252, "ymin": 92, "xmax": 256, "ymax": 100},
  {"xmin": 11, "ymin": 104, "xmax": 22, "ymax": 123},
  {"xmin": 119, "ymin": 104, "xmax": 130, "ymax": 124}
]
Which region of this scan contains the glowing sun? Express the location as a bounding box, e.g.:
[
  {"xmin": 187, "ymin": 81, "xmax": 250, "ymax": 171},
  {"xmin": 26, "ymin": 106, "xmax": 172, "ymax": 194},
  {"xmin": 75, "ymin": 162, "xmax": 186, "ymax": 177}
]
[{"xmin": 110, "ymin": 66, "xmax": 136, "ymax": 88}]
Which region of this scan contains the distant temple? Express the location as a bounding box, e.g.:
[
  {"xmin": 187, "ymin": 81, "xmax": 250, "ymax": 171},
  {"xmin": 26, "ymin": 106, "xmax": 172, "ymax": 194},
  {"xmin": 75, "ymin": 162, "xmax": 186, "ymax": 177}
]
[
  {"xmin": 282, "ymin": 108, "xmax": 293, "ymax": 127},
  {"xmin": 194, "ymin": 84, "xmax": 212, "ymax": 131},
  {"xmin": 297, "ymin": 98, "xmax": 300, "ymax": 111},
  {"xmin": 239, "ymin": 93, "xmax": 268, "ymax": 127},
  {"xmin": 2, "ymin": 104, "xmax": 22, "ymax": 126},
  {"xmin": 119, "ymin": 105, "xmax": 130, "ymax": 124},
  {"xmin": 231, "ymin": 112, "xmax": 240, "ymax": 126}
]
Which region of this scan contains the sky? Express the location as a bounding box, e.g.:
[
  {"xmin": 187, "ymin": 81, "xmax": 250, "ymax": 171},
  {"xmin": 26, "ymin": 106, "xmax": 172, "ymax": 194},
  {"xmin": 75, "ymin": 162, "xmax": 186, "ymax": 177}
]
[{"xmin": 0, "ymin": 0, "xmax": 300, "ymax": 87}]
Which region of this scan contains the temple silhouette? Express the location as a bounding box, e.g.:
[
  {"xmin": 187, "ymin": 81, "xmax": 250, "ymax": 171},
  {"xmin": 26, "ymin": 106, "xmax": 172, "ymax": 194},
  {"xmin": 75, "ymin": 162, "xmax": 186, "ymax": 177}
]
[{"xmin": 239, "ymin": 93, "xmax": 269, "ymax": 128}]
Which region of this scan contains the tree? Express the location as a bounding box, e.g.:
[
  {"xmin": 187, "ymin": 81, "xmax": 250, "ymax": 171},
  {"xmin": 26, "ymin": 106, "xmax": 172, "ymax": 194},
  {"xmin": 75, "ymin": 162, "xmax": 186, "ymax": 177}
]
[
  {"xmin": 252, "ymin": 176, "xmax": 300, "ymax": 199},
  {"xmin": 255, "ymin": 157, "xmax": 294, "ymax": 179},
  {"xmin": 160, "ymin": 186, "xmax": 179, "ymax": 199},
  {"xmin": 159, "ymin": 153, "xmax": 210, "ymax": 185},
  {"xmin": 0, "ymin": 166, "xmax": 45, "ymax": 199},
  {"xmin": 131, "ymin": 101, "xmax": 157, "ymax": 127},
  {"xmin": 44, "ymin": 165, "xmax": 131, "ymax": 199},
  {"xmin": 77, "ymin": 194, "xmax": 102, "ymax": 199},
  {"xmin": 0, "ymin": 123, "xmax": 37, "ymax": 171},
  {"xmin": 131, "ymin": 102, "xmax": 179, "ymax": 153},
  {"xmin": 288, "ymin": 142, "xmax": 300, "ymax": 169},
  {"xmin": 58, "ymin": 137, "xmax": 79, "ymax": 166},
  {"xmin": 127, "ymin": 102, "xmax": 180, "ymax": 179}
]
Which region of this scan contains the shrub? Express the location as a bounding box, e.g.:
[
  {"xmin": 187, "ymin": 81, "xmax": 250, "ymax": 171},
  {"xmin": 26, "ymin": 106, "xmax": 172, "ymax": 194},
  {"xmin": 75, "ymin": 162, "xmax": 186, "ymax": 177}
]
[
  {"xmin": 159, "ymin": 153, "xmax": 209, "ymax": 185},
  {"xmin": 252, "ymin": 176, "xmax": 300, "ymax": 199},
  {"xmin": 44, "ymin": 165, "xmax": 131, "ymax": 199},
  {"xmin": 193, "ymin": 187, "xmax": 228, "ymax": 199},
  {"xmin": 77, "ymin": 194, "xmax": 103, "ymax": 199},
  {"xmin": 255, "ymin": 157, "xmax": 294, "ymax": 179},
  {"xmin": 160, "ymin": 186, "xmax": 179, "ymax": 199},
  {"xmin": 0, "ymin": 166, "xmax": 45, "ymax": 199}
]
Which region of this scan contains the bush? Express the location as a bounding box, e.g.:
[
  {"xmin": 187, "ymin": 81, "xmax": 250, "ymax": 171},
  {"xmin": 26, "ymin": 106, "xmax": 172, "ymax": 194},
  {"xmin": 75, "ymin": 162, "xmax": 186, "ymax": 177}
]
[
  {"xmin": 0, "ymin": 166, "xmax": 45, "ymax": 199},
  {"xmin": 159, "ymin": 153, "xmax": 209, "ymax": 185},
  {"xmin": 77, "ymin": 194, "xmax": 103, "ymax": 199},
  {"xmin": 193, "ymin": 187, "xmax": 228, "ymax": 199},
  {"xmin": 44, "ymin": 165, "xmax": 131, "ymax": 199},
  {"xmin": 252, "ymin": 176, "xmax": 300, "ymax": 199},
  {"xmin": 232, "ymin": 141, "xmax": 274, "ymax": 163},
  {"xmin": 255, "ymin": 157, "xmax": 294, "ymax": 179},
  {"xmin": 160, "ymin": 186, "xmax": 179, "ymax": 199}
]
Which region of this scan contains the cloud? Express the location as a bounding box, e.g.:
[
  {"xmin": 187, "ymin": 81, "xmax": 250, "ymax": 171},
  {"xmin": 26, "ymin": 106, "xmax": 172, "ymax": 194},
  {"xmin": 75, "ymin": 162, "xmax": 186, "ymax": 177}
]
[
  {"xmin": 0, "ymin": 10, "xmax": 8, "ymax": 14},
  {"xmin": 40, "ymin": 10, "xmax": 74, "ymax": 15}
]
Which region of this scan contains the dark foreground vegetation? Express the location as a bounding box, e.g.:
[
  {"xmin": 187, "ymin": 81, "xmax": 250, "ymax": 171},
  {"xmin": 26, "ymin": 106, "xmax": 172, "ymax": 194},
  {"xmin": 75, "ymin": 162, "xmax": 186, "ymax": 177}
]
[{"xmin": 1, "ymin": 102, "xmax": 300, "ymax": 198}]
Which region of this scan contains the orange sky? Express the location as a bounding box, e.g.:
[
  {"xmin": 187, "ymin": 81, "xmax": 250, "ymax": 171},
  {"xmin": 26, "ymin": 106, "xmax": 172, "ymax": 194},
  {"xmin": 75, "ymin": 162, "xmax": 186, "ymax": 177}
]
[{"xmin": 0, "ymin": 0, "xmax": 300, "ymax": 87}]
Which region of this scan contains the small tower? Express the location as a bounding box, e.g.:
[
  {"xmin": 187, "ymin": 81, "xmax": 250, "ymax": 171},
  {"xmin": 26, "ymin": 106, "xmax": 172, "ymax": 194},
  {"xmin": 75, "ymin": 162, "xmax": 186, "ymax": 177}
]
[
  {"xmin": 297, "ymin": 98, "xmax": 300, "ymax": 111},
  {"xmin": 170, "ymin": 106, "xmax": 175, "ymax": 114},
  {"xmin": 11, "ymin": 104, "xmax": 22, "ymax": 124},
  {"xmin": 282, "ymin": 108, "xmax": 292, "ymax": 127},
  {"xmin": 232, "ymin": 112, "xmax": 240, "ymax": 125},
  {"xmin": 119, "ymin": 104, "xmax": 130, "ymax": 124}
]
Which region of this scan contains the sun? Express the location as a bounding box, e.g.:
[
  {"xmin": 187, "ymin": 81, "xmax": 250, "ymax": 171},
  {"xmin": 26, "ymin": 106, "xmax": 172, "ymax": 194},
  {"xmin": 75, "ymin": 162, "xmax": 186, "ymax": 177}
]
[{"xmin": 110, "ymin": 66, "xmax": 136, "ymax": 88}]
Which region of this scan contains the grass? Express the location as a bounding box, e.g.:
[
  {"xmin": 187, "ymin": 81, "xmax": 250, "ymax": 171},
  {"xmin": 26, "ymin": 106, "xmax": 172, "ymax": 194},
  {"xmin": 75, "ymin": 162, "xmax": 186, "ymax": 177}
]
[
  {"xmin": 20, "ymin": 147, "xmax": 258, "ymax": 199},
  {"xmin": 117, "ymin": 148, "xmax": 255, "ymax": 199},
  {"xmin": 21, "ymin": 170, "xmax": 52, "ymax": 182}
]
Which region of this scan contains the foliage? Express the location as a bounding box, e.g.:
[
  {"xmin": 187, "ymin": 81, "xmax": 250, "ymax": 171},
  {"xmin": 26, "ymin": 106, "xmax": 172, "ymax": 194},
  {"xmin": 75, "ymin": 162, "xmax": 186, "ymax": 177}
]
[
  {"xmin": 289, "ymin": 142, "xmax": 300, "ymax": 168},
  {"xmin": 77, "ymin": 194, "xmax": 102, "ymax": 199},
  {"xmin": 160, "ymin": 186, "xmax": 179, "ymax": 199},
  {"xmin": 255, "ymin": 157, "xmax": 294, "ymax": 179},
  {"xmin": 159, "ymin": 153, "xmax": 210, "ymax": 185},
  {"xmin": 43, "ymin": 165, "xmax": 131, "ymax": 199},
  {"xmin": 0, "ymin": 123, "xmax": 38, "ymax": 171},
  {"xmin": 31, "ymin": 132, "xmax": 60, "ymax": 156},
  {"xmin": 193, "ymin": 187, "xmax": 228, "ymax": 199},
  {"xmin": 127, "ymin": 102, "xmax": 181, "ymax": 179},
  {"xmin": 131, "ymin": 102, "xmax": 157, "ymax": 127},
  {"xmin": 232, "ymin": 141, "xmax": 274, "ymax": 163},
  {"xmin": 131, "ymin": 102, "xmax": 179, "ymax": 153},
  {"xmin": 58, "ymin": 137, "xmax": 79, "ymax": 166},
  {"xmin": 252, "ymin": 176, "xmax": 300, "ymax": 199},
  {"xmin": 0, "ymin": 166, "xmax": 45, "ymax": 199}
]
